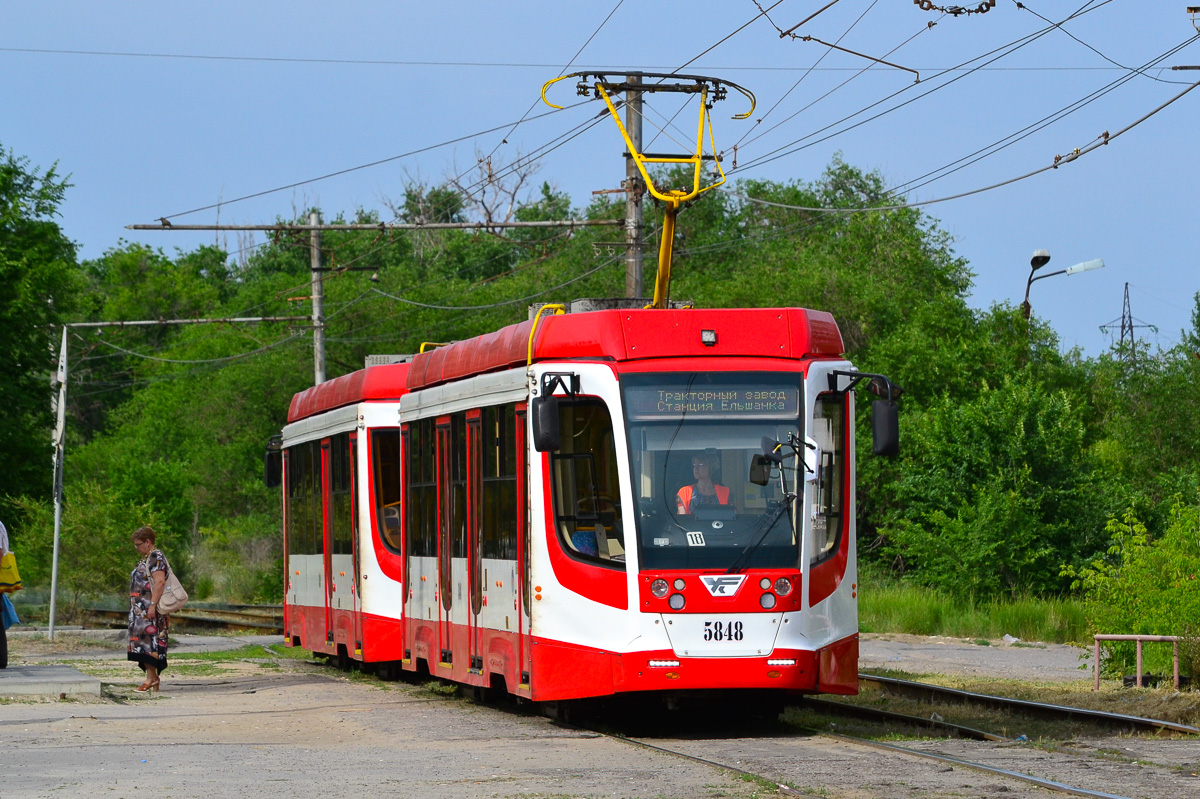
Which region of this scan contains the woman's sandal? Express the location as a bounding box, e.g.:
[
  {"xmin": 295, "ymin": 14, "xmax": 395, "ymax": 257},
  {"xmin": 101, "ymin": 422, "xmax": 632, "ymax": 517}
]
[{"xmin": 134, "ymin": 679, "xmax": 160, "ymax": 693}]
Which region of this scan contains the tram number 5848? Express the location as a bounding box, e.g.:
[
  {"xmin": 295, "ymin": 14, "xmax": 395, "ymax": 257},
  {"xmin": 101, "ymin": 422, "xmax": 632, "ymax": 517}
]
[{"xmin": 702, "ymin": 620, "xmax": 744, "ymax": 642}]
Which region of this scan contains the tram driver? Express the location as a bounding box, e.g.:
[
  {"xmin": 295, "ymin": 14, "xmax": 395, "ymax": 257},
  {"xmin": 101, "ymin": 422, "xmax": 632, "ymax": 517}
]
[{"xmin": 676, "ymin": 453, "xmax": 731, "ymax": 514}]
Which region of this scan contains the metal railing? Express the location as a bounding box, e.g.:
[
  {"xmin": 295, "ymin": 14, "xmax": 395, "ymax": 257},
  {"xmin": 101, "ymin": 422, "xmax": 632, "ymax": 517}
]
[{"xmin": 1093, "ymin": 634, "xmax": 1181, "ymax": 690}]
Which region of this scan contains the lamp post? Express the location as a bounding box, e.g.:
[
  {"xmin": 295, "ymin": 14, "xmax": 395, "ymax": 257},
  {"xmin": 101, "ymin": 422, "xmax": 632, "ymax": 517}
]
[{"xmin": 1020, "ymin": 250, "xmax": 1105, "ymax": 320}]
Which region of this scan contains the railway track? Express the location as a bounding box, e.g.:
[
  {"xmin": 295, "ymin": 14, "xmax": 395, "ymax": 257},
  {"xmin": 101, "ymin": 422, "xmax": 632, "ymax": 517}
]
[
  {"xmin": 87, "ymin": 605, "xmax": 283, "ymax": 633},
  {"xmin": 565, "ymin": 673, "xmax": 1198, "ymax": 798},
  {"xmin": 856, "ymin": 673, "xmax": 1200, "ymax": 736},
  {"xmin": 618, "ymin": 731, "xmax": 1143, "ymax": 799},
  {"xmin": 302, "ymin": 648, "xmax": 1197, "ymax": 797}
]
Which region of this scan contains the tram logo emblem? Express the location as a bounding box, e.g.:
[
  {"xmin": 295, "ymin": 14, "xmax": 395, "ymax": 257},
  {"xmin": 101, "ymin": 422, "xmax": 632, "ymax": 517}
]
[{"xmin": 700, "ymin": 575, "xmax": 746, "ymax": 597}]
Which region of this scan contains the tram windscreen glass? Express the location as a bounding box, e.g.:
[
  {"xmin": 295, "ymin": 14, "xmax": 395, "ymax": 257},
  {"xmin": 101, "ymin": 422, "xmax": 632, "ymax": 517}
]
[{"xmin": 622, "ymin": 372, "xmax": 803, "ymax": 571}]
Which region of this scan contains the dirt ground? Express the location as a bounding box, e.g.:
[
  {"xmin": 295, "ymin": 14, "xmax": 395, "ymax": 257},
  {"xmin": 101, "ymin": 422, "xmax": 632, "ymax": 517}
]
[{"xmin": 2, "ymin": 632, "xmax": 1198, "ymax": 799}]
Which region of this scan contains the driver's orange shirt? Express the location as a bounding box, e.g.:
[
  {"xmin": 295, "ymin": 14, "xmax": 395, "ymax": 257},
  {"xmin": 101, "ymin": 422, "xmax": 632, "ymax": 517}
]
[{"xmin": 676, "ymin": 484, "xmax": 731, "ymax": 514}]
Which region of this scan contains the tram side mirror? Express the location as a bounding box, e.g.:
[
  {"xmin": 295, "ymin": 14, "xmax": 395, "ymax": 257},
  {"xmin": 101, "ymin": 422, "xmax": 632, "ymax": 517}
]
[
  {"xmin": 264, "ymin": 448, "xmax": 282, "ymax": 488},
  {"xmin": 531, "ymin": 395, "xmax": 561, "ymax": 452},
  {"xmin": 872, "ymin": 400, "xmax": 900, "ymax": 457},
  {"xmin": 749, "ymin": 454, "xmax": 772, "ymax": 486}
]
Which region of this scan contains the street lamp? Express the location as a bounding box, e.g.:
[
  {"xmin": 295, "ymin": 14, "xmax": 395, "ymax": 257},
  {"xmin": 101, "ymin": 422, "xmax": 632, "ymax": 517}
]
[{"xmin": 1020, "ymin": 250, "xmax": 1105, "ymax": 320}]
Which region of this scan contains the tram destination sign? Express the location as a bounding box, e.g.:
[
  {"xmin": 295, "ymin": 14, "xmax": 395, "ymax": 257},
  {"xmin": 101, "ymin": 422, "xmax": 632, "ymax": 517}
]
[{"xmin": 625, "ymin": 384, "xmax": 800, "ymax": 420}]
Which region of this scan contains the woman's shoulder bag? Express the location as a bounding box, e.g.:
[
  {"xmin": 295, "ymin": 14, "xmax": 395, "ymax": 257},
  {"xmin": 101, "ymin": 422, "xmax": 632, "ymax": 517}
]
[{"xmin": 156, "ymin": 553, "xmax": 189, "ymax": 615}]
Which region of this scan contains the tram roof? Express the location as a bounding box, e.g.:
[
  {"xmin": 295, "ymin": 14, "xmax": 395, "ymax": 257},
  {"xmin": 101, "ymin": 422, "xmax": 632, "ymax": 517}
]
[{"xmin": 288, "ymin": 307, "xmax": 842, "ymax": 422}]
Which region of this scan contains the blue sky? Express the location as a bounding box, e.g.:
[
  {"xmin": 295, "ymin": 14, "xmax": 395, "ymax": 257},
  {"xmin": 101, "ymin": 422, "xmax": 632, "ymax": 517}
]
[{"xmin": 4, "ymin": 1, "xmax": 1198, "ymax": 356}]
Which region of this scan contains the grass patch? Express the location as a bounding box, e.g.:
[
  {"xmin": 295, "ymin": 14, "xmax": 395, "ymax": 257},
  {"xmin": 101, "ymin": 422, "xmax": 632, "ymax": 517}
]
[
  {"xmin": 858, "ymin": 578, "xmax": 1088, "ymax": 644},
  {"xmin": 172, "ymin": 644, "xmax": 282, "ymax": 662}
]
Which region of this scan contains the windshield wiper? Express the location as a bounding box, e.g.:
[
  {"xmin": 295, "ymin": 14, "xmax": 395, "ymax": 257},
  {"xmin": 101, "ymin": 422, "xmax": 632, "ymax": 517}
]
[{"xmin": 725, "ymin": 493, "xmax": 796, "ymax": 574}]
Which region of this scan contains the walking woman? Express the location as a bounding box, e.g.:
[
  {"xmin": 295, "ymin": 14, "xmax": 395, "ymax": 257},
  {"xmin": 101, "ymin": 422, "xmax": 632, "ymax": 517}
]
[{"xmin": 128, "ymin": 526, "xmax": 169, "ymax": 692}]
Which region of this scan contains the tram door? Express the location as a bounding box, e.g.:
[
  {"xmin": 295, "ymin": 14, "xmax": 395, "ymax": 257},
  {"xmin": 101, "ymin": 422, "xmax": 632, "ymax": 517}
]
[
  {"xmin": 320, "ymin": 439, "xmax": 333, "ymax": 645},
  {"xmin": 467, "ymin": 413, "xmax": 483, "ymax": 673},
  {"xmin": 516, "ymin": 406, "xmax": 533, "ymax": 689},
  {"xmin": 436, "ymin": 417, "xmax": 453, "ymax": 666},
  {"xmin": 346, "ymin": 432, "xmax": 362, "ymax": 655}
]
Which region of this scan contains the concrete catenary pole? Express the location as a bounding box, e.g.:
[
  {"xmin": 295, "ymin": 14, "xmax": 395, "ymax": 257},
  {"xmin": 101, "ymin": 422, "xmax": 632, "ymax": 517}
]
[
  {"xmin": 310, "ymin": 210, "xmax": 326, "ymax": 385},
  {"xmin": 624, "ymin": 74, "xmax": 644, "ymax": 299}
]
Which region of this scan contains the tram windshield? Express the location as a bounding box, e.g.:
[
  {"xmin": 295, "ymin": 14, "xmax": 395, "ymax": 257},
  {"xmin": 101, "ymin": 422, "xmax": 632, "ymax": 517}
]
[{"xmin": 622, "ymin": 372, "xmax": 803, "ymax": 570}]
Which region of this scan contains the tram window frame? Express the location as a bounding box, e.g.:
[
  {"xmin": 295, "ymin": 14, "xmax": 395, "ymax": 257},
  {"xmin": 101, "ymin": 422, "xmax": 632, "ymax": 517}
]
[
  {"xmin": 517, "ymin": 406, "xmax": 531, "ymax": 617},
  {"xmin": 330, "ymin": 432, "xmax": 354, "ymax": 555},
  {"xmin": 482, "ymin": 403, "xmax": 519, "ymax": 561},
  {"xmin": 450, "ymin": 413, "xmax": 468, "ymax": 560},
  {"xmin": 809, "ymin": 392, "xmax": 847, "ymax": 567},
  {"xmin": 469, "ymin": 415, "xmax": 483, "ymax": 616},
  {"xmin": 371, "ymin": 428, "xmax": 402, "ymax": 553},
  {"xmin": 547, "ymin": 398, "xmax": 626, "ymax": 570},
  {"xmin": 406, "ymin": 418, "xmax": 438, "ymax": 559},
  {"xmin": 286, "ymin": 440, "xmax": 322, "ymax": 556}
]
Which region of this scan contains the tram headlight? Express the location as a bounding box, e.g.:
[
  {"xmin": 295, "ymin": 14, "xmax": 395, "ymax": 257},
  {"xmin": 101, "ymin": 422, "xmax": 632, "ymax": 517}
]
[
  {"xmin": 673, "ymin": 578, "xmax": 686, "ymax": 591},
  {"xmin": 759, "ymin": 577, "xmax": 771, "ymax": 590},
  {"xmin": 760, "ymin": 592, "xmax": 777, "ymax": 610},
  {"xmin": 668, "ymin": 593, "xmax": 686, "ymax": 610},
  {"xmin": 650, "ymin": 579, "xmax": 669, "ymax": 598},
  {"xmin": 774, "ymin": 577, "xmax": 793, "ymax": 596}
]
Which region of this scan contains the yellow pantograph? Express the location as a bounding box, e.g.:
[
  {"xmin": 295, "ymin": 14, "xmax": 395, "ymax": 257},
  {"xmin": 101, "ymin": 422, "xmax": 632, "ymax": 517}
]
[{"xmin": 542, "ymin": 72, "xmax": 754, "ymax": 309}]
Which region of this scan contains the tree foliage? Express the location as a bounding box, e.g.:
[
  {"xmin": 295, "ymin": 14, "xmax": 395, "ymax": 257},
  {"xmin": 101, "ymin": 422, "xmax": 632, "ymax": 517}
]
[
  {"xmin": 2, "ymin": 149, "xmax": 1196, "ymax": 643},
  {"xmin": 0, "ymin": 143, "xmax": 81, "ymax": 501}
]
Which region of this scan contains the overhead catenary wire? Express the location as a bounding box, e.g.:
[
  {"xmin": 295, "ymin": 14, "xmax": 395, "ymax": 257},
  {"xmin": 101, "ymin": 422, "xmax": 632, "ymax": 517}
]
[
  {"xmin": 729, "ymin": 1, "xmax": 1170, "ymax": 177},
  {"xmin": 157, "ymin": 99, "xmax": 592, "ymax": 221},
  {"xmin": 1012, "ymin": 0, "xmax": 1190, "ymax": 85},
  {"xmin": 718, "ymin": 74, "xmax": 1200, "ymax": 217},
  {"xmin": 887, "ymin": 33, "xmax": 1200, "ymax": 198},
  {"xmin": 733, "ymin": 11, "xmax": 939, "ymax": 152},
  {"xmin": 482, "ymin": 0, "xmax": 626, "ymax": 163},
  {"xmin": 2, "ymin": 47, "xmax": 1177, "ymax": 74}
]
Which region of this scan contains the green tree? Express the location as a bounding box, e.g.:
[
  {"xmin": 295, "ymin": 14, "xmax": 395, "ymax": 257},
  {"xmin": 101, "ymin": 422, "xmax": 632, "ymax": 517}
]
[
  {"xmin": 1063, "ymin": 504, "xmax": 1200, "ymax": 676},
  {"xmin": 10, "ymin": 481, "xmax": 167, "ymax": 617},
  {"xmin": 0, "ymin": 143, "xmax": 82, "ymax": 502},
  {"xmin": 878, "ymin": 370, "xmax": 1106, "ymax": 598}
]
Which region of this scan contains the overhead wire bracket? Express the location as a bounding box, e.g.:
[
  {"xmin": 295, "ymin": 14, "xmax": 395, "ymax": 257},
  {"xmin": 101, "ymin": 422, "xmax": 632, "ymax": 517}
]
[{"xmin": 541, "ymin": 71, "xmax": 754, "ymax": 309}]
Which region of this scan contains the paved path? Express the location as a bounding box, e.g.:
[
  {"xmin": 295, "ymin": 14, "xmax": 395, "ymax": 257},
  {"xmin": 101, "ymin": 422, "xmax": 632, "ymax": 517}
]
[{"xmin": 859, "ymin": 633, "xmax": 1093, "ymax": 683}]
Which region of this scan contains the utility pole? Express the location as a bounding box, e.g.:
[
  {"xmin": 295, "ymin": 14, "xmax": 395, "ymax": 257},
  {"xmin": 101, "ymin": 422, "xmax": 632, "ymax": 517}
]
[
  {"xmin": 310, "ymin": 210, "xmax": 326, "ymax": 385},
  {"xmin": 48, "ymin": 327, "xmax": 67, "ymax": 641},
  {"xmin": 624, "ymin": 74, "xmax": 644, "ymax": 299}
]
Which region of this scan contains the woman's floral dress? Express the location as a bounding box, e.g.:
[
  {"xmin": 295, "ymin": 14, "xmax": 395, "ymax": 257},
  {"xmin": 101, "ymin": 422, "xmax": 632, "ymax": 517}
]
[{"xmin": 128, "ymin": 549, "xmax": 169, "ymax": 672}]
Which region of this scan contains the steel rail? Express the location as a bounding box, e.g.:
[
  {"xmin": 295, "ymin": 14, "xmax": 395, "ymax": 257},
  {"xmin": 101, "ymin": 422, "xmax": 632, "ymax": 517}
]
[
  {"xmin": 606, "ymin": 724, "xmax": 1132, "ymax": 799},
  {"xmin": 88, "ymin": 606, "xmax": 283, "ymax": 632},
  {"xmin": 803, "ymin": 696, "xmax": 1010, "ymax": 741},
  {"xmin": 859, "ymin": 674, "xmax": 1200, "ymax": 735},
  {"xmin": 822, "ymin": 732, "xmax": 1134, "ymax": 799}
]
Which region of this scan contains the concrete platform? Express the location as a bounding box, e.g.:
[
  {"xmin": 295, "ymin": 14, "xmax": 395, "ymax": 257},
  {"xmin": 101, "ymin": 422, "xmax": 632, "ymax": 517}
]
[{"xmin": 0, "ymin": 665, "xmax": 102, "ymax": 697}]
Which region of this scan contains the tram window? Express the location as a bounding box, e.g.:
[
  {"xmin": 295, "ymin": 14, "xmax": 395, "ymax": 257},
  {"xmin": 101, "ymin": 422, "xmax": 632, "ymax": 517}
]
[
  {"xmin": 810, "ymin": 394, "xmax": 846, "ymax": 565},
  {"xmin": 450, "ymin": 413, "xmax": 467, "ymax": 559},
  {"xmin": 286, "ymin": 441, "xmax": 321, "ymax": 556},
  {"xmin": 371, "ymin": 428, "xmax": 402, "ymax": 552},
  {"xmin": 330, "ymin": 433, "xmax": 354, "ymax": 555},
  {"xmin": 549, "ymin": 400, "xmax": 625, "ymax": 568},
  {"xmin": 406, "ymin": 418, "xmax": 437, "ymax": 558},
  {"xmin": 482, "ymin": 404, "xmax": 518, "ymax": 560}
]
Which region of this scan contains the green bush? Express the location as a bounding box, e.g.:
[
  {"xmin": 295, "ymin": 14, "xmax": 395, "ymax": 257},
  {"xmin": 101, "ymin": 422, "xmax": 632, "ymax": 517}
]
[
  {"xmin": 1063, "ymin": 503, "xmax": 1200, "ymax": 676},
  {"xmin": 8, "ymin": 482, "xmax": 169, "ymax": 620}
]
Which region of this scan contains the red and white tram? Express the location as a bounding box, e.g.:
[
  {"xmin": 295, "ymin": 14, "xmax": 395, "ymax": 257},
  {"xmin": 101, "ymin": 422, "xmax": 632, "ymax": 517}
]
[{"xmin": 270, "ymin": 301, "xmax": 898, "ymax": 702}]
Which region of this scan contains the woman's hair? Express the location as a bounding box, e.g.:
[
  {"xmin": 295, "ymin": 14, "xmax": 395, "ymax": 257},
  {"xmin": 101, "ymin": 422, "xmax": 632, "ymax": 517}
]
[{"xmin": 131, "ymin": 526, "xmax": 157, "ymax": 545}]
